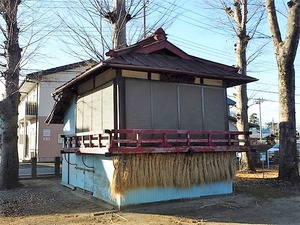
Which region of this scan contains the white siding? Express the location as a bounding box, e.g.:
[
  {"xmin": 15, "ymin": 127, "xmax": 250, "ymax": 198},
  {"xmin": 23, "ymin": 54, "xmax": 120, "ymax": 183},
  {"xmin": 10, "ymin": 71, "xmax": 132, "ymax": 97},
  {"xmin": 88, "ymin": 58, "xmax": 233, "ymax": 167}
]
[{"xmin": 76, "ymin": 82, "xmax": 114, "ymax": 133}]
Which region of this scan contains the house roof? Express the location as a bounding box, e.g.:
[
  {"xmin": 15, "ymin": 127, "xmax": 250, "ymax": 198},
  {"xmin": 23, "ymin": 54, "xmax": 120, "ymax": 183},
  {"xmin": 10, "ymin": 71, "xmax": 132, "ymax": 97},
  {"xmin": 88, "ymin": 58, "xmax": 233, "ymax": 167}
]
[
  {"xmin": 46, "ymin": 28, "xmax": 258, "ymax": 124},
  {"xmin": 26, "ymin": 59, "xmax": 96, "ymax": 79},
  {"xmin": 228, "ymin": 115, "xmax": 259, "ymax": 129},
  {"xmin": 19, "ymin": 59, "xmax": 96, "ymax": 97},
  {"xmin": 227, "ymin": 98, "xmax": 236, "ymax": 106}
]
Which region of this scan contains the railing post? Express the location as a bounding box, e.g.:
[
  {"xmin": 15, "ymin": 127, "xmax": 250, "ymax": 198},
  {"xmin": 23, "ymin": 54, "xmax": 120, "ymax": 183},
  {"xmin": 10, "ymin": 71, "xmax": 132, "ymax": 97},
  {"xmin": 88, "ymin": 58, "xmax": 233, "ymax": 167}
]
[
  {"xmin": 186, "ymin": 132, "xmax": 190, "ymax": 146},
  {"xmin": 31, "ymin": 157, "xmax": 37, "ymax": 178},
  {"xmin": 137, "ymin": 131, "xmax": 141, "ymax": 147},
  {"xmin": 55, "ymin": 156, "xmax": 60, "ymax": 177},
  {"xmin": 208, "ymin": 132, "xmax": 212, "ymax": 146},
  {"xmin": 89, "ymin": 135, "xmax": 93, "ymax": 147},
  {"xmin": 80, "ymin": 135, "xmax": 85, "ymax": 147},
  {"xmin": 98, "ymin": 134, "xmax": 102, "ymax": 148},
  {"xmin": 162, "ymin": 133, "xmax": 167, "ymax": 147},
  {"xmin": 228, "ymin": 134, "xmax": 233, "ymax": 146}
]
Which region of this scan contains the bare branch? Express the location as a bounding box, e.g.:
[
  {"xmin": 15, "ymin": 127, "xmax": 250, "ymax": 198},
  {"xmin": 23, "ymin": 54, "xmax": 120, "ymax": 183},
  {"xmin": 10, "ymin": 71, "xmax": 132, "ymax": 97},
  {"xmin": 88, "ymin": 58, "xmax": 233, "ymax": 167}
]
[
  {"xmin": 247, "ymin": 7, "xmax": 265, "ymax": 39},
  {"xmin": 233, "ymin": 0, "xmax": 242, "ymax": 25},
  {"xmin": 284, "ymin": 0, "xmax": 300, "ymax": 61},
  {"xmin": 247, "ymin": 41, "xmax": 269, "ymax": 65},
  {"xmin": 265, "ymin": 0, "xmax": 282, "ymax": 46},
  {"xmin": 56, "ymin": 0, "xmax": 181, "ymax": 60}
]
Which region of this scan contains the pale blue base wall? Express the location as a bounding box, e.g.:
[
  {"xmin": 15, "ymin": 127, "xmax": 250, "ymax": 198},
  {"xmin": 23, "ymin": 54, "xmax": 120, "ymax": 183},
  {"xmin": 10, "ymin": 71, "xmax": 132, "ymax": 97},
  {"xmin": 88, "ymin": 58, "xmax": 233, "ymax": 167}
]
[
  {"xmin": 61, "ymin": 154, "xmax": 233, "ymax": 207},
  {"xmin": 61, "ymin": 153, "xmax": 116, "ymax": 205},
  {"xmin": 119, "ymin": 181, "xmax": 232, "ymax": 206}
]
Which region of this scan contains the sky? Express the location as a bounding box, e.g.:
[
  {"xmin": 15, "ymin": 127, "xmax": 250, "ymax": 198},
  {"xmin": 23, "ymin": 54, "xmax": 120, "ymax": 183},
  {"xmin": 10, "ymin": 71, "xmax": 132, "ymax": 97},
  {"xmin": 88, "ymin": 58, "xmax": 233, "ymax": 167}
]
[{"xmin": 1, "ymin": 0, "xmax": 300, "ymax": 129}]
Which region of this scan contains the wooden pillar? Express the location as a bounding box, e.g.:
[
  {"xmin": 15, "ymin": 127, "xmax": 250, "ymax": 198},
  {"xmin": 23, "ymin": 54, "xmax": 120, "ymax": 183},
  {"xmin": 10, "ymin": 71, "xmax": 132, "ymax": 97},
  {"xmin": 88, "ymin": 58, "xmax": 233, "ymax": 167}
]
[
  {"xmin": 55, "ymin": 156, "xmax": 60, "ymax": 177},
  {"xmin": 31, "ymin": 157, "xmax": 37, "ymax": 178}
]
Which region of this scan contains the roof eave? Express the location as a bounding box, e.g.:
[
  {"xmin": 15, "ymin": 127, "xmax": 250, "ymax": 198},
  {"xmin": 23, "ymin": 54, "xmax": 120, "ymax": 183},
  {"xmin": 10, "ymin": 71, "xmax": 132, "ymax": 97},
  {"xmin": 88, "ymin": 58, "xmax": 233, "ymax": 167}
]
[
  {"xmin": 53, "ymin": 62, "xmax": 107, "ymax": 95},
  {"xmin": 103, "ymin": 62, "xmax": 257, "ymax": 86}
]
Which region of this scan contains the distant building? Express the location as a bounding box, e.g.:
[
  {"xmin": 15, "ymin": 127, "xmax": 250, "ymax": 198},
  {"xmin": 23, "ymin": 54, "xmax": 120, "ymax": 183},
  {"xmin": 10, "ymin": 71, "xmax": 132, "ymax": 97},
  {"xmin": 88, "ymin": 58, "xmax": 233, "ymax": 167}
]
[{"xmin": 18, "ymin": 60, "xmax": 95, "ymax": 162}]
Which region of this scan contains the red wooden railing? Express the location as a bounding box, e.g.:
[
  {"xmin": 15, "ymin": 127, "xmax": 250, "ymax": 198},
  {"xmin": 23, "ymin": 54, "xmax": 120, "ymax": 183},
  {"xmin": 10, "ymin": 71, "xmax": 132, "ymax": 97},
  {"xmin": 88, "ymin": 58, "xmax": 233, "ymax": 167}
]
[{"xmin": 61, "ymin": 129, "xmax": 250, "ymax": 155}]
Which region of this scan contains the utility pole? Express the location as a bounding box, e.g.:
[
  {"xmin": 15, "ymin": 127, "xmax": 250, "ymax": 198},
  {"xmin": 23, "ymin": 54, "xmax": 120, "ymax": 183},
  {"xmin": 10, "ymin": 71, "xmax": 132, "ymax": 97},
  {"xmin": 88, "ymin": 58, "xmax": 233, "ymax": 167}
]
[{"xmin": 254, "ymin": 98, "xmax": 264, "ymax": 142}]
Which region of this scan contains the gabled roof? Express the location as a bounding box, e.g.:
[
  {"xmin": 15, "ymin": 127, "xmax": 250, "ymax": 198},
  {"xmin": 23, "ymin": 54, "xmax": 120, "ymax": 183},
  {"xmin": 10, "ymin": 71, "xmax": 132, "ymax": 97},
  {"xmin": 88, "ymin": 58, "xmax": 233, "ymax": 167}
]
[
  {"xmin": 19, "ymin": 59, "xmax": 96, "ymax": 97},
  {"xmin": 227, "ymin": 98, "xmax": 236, "ymax": 106},
  {"xmin": 105, "ymin": 28, "xmax": 191, "ymax": 59},
  {"xmin": 26, "ymin": 59, "xmax": 96, "ymax": 79},
  {"xmin": 46, "ymin": 28, "xmax": 258, "ymax": 124},
  {"xmin": 53, "ymin": 28, "xmax": 256, "ymax": 95}
]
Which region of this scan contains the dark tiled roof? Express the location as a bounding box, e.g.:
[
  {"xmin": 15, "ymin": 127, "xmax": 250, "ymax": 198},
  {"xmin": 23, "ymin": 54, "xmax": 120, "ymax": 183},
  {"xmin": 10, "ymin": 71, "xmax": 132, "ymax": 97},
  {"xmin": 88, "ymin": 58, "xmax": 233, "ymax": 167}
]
[
  {"xmin": 104, "ymin": 52, "xmax": 238, "ymax": 77},
  {"xmin": 26, "ymin": 59, "xmax": 96, "ymax": 79}
]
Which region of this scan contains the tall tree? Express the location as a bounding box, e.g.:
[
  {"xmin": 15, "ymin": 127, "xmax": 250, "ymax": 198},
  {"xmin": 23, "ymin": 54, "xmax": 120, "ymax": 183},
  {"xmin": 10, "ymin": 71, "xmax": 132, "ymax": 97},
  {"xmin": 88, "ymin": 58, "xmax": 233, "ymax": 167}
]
[
  {"xmin": 265, "ymin": 0, "xmax": 300, "ymax": 182},
  {"xmin": 249, "ymin": 112, "xmax": 260, "ymax": 127},
  {"xmin": 223, "ymin": 0, "xmax": 264, "ymax": 171},
  {"xmin": 111, "ymin": 0, "xmax": 127, "ymax": 49},
  {"xmin": 57, "ymin": 0, "xmax": 179, "ymax": 60},
  {"xmin": 0, "ymin": 0, "xmax": 22, "ymax": 189}
]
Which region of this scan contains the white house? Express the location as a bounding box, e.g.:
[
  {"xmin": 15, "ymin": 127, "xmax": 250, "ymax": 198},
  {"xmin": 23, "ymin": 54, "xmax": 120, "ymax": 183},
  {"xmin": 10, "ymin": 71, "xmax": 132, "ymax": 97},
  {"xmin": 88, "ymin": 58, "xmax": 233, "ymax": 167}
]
[{"xmin": 18, "ymin": 60, "xmax": 96, "ymax": 162}]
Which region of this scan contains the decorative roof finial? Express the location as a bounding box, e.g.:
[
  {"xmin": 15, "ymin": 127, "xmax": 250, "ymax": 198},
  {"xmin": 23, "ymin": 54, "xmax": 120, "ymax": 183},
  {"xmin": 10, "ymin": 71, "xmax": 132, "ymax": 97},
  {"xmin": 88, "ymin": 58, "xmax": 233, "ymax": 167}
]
[{"xmin": 154, "ymin": 28, "xmax": 167, "ymax": 41}]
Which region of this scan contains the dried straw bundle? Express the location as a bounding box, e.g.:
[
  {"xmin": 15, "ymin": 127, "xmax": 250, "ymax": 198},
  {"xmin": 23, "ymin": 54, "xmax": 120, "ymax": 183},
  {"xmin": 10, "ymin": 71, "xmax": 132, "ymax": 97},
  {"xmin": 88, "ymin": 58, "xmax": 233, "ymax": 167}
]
[{"xmin": 111, "ymin": 152, "xmax": 236, "ymax": 198}]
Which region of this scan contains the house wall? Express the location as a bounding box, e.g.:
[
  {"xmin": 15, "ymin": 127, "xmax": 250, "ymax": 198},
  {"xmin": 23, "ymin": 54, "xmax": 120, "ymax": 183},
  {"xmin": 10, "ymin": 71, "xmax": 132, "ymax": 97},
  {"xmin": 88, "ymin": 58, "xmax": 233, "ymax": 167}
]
[
  {"xmin": 119, "ymin": 181, "xmax": 232, "ymax": 206},
  {"xmin": 18, "ymin": 66, "xmax": 91, "ymax": 162},
  {"xmin": 61, "ymin": 153, "xmax": 233, "ymax": 207},
  {"xmin": 18, "ymin": 87, "xmax": 38, "ymax": 161},
  {"xmin": 63, "ymin": 97, "xmax": 76, "ymax": 135},
  {"xmin": 39, "ymin": 81, "xmax": 56, "ymax": 116},
  {"xmin": 38, "ymin": 69, "xmax": 90, "ymax": 116},
  {"xmin": 18, "ymin": 117, "xmax": 37, "ymax": 160},
  {"xmin": 125, "ymin": 79, "xmax": 227, "ymax": 131},
  {"xmin": 76, "ymin": 82, "xmax": 114, "ymax": 133},
  {"xmin": 37, "ymin": 116, "xmax": 63, "ymax": 160},
  {"xmin": 18, "ymin": 82, "xmax": 64, "ymax": 161},
  {"xmin": 61, "ymin": 153, "xmax": 116, "ymax": 205}
]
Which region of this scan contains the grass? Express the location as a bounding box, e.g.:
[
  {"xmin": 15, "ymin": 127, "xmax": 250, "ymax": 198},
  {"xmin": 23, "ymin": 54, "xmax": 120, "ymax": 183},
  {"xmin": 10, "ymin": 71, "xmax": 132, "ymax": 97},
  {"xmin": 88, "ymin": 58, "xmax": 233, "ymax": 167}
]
[{"xmin": 234, "ymin": 169, "xmax": 295, "ymax": 199}]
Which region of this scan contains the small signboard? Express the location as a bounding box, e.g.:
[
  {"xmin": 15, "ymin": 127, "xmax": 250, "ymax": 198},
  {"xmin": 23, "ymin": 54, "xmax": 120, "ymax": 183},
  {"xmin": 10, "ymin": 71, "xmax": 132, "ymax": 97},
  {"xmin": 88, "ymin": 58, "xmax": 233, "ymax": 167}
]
[
  {"xmin": 43, "ymin": 129, "xmax": 51, "ymax": 137},
  {"xmin": 260, "ymin": 152, "xmax": 266, "ymax": 162},
  {"xmin": 43, "ymin": 129, "xmax": 51, "ymax": 141}
]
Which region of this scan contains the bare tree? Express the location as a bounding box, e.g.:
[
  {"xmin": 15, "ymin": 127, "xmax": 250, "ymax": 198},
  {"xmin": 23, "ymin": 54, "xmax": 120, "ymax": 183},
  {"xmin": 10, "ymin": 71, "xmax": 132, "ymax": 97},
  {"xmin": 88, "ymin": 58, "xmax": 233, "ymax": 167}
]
[
  {"xmin": 56, "ymin": 0, "xmax": 180, "ymax": 60},
  {"xmin": 219, "ymin": 0, "xmax": 265, "ymax": 171},
  {"xmin": 0, "ymin": 0, "xmax": 54, "ymax": 189},
  {"xmin": 0, "ymin": 0, "xmax": 22, "ymax": 189},
  {"xmin": 265, "ymin": 0, "xmax": 300, "ymax": 182}
]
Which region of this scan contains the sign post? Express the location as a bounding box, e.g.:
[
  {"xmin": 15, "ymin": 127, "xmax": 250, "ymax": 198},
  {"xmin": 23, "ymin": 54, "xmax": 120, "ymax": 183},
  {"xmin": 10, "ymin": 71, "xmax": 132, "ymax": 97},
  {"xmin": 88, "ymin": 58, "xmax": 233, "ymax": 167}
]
[{"xmin": 260, "ymin": 152, "xmax": 266, "ymax": 178}]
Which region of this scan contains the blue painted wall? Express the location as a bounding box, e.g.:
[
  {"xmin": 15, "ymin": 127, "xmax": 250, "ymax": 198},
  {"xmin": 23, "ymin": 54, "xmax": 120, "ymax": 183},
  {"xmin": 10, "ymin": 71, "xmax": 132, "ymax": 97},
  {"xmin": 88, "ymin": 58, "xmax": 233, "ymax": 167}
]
[
  {"xmin": 120, "ymin": 181, "xmax": 232, "ymax": 206},
  {"xmin": 61, "ymin": 153, "xmax": 117, "ymax": 205},
  {"xmin": 61, "ymin": 153, "xmax": 233, "ymax": 207}
]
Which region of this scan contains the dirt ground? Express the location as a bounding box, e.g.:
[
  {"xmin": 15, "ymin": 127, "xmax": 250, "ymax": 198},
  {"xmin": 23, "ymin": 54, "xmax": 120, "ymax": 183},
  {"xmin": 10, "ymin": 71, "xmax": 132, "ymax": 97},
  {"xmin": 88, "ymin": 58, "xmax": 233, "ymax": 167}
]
[{"xmin": 1, "ymin": 169, "xmax": 300, "ymax": 225}]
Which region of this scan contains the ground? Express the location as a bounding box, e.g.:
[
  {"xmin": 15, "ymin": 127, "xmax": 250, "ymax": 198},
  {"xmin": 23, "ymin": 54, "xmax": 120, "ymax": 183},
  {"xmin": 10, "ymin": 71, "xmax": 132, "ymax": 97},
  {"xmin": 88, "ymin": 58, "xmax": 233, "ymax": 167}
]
[{"xmin": 1, "ymin": 169, "xmax": 300, "ymax": 225}]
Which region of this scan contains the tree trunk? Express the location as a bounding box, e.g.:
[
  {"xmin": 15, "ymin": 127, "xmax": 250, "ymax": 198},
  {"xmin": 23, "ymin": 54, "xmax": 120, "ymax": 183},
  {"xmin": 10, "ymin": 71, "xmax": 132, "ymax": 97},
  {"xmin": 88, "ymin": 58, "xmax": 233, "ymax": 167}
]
[
  {"xmin": 265, "ymin": 0, "xmax": 300, "ymax": 182},
  {"xmin": 278, "ymin": 64, "xmax": 298, "ymax": 182},
  {"xmin": 113, "ymin": 0, "xmax": 127, "ymax": 49},
  {"xmin": 0, "ymin": 95, "xmax": 20, "ymax": 189},
  {"xmin": 233, "ymin": 0, "xmax": 255, "ymax": 172},
  {"xmin": 236, "ymin": 84, "xmax": 253, "ymax": 171},
  {"xmin": 0, "ymin": 0, "xmax": 22, "ymax": 189}
]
